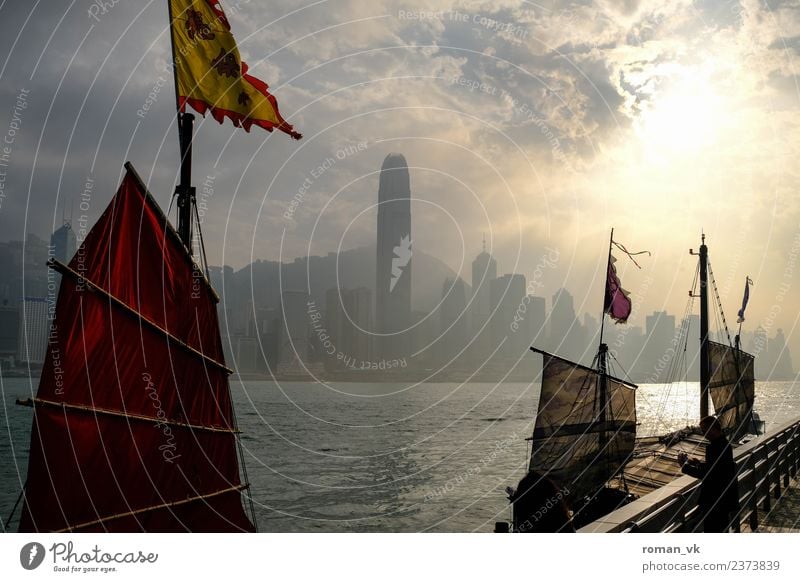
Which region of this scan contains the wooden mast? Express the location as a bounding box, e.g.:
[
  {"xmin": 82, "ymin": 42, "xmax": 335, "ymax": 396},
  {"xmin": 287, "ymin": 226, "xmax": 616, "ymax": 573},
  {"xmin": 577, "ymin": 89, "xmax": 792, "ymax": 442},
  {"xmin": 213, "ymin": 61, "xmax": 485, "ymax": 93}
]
[
  {"xmin": 598, "ymin": 228, "xmax": 614, "ymax": 451},
  {"xmin": 166, "ymin": 0, "xmax": 195, "ymax": 251},
  {"xmin": 699, "ymin": 234, "xmax": 710, "ymax": 419},
  {"xmin": 690, "ymin": 234, "xmax": 711, "ymax": 419}
]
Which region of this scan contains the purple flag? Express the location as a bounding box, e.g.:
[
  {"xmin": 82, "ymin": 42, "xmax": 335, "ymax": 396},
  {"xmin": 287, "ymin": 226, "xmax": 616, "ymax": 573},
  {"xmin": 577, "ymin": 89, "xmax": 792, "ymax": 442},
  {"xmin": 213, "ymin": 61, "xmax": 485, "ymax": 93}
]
[
  {"xmin": 604, "ymin": 255, "xmax": 632, "ymax": 323},
  {"xmin": 737, "ymin": 277, "xmax": 753, "ymax": 323}
]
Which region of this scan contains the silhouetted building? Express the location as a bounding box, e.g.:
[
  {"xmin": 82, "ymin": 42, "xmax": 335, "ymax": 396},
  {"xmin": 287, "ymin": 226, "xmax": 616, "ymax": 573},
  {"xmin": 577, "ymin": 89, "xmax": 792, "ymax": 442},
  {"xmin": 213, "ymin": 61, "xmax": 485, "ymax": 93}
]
[
  {"xmin": 344, "ymin": 287, "xmax": 372, "ymax": 362},
  {"xmin": 550, "ymin": 288, "xmax": 584, "ymax": 360},
  {"xmin": 491, "ymin": 274, "xmax": 527, "ymax": 359},
  {"xmin": 526, "ymin": 295, "xmax": 546, "ymax": 343},
  {"xmin": 682, "ymin": 314, "xmax": 700, "ymax": 380},
  {"xmin": 375, "ymin": 153, "xmax": 412, "ymax": 361},
  {"xmin": 51, "ymin": 222, "xmax": 77, "ymax": 264},
  {"xmin": 644, "ymin": 311, "xmax": 676, "ymax": 381},
  {"xmin": 470, "ymin": 240, "xmax": 497, "ymax": 361},
  {"xmin": 325, "ymin": 287, "xmax": 373, "ymax": 369},
  {"xmin": 279, "ymin": 290, "xmax": 310, "ymax": 371},
  {"xmin": 771, "ymin": 329, "xmax": 794, "ymax": 379},
  {"xmin": 235, "ymin": 337, "xmax": 260, "ymax": 373},
  {"xmin": 17, "ymin": 297, "xmax": 48, "ymax": 365},
  {"xmin": 584, "ymin": 313, "xmax": 599, "ymax": 346},
  {"xmin": 439, "ymin": 277, "xmax": 468, "ymax": 366},
  {"xmin": 410, "ymin": 310, "xmax": 438, "ymax": 368},
  {"xmin": 0, "ymin": 301, "xmax": 18, "ymax": 367}
]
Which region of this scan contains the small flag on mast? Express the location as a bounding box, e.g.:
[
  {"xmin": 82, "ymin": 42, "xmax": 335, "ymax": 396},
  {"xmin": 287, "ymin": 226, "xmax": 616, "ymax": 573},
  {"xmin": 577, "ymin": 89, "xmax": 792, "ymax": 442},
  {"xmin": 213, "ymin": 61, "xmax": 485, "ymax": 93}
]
[
  {"xmin": 604, "ymin": 255, "xmax": 632, "ymax": 324},
  {"xmin": 169, "ymin": 0, "xmax": 301, "ymax": 139},
  {"xmin": 604, "ymin": 239, "xmax": 649, "ymax": 324},
  {"xmin": 737, "ymin": 276, "xmax": 753, "ymax": 323}
]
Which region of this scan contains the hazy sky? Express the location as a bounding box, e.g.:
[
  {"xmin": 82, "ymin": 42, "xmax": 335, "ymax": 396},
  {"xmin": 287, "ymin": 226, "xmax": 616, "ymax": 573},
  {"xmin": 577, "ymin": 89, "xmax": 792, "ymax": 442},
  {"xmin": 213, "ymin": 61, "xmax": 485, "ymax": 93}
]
[{"xmin": 1, "ymin": 0, "xmax": 799, "ymax": 358}]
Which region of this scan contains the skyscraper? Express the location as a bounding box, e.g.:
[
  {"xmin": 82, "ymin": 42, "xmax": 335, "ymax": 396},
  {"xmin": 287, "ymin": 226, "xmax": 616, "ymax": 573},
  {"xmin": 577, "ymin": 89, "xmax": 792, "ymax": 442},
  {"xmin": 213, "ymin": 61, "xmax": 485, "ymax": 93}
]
[
  {"xmin": 0, "ymin": 300, "xmax": 18, "ymax": 366},
  {"xmin": 645, "ymin": 310, "xmax": 676, "ymax": 380},
  {"xmin": 326, "ymin": 286, "xmax": 373, "ymax": 369},
  {"xmin": 439, "ymin": 277, "xmax": 468, "ymax": 366},
  {"xmin": 470, "ymin": 239, "xmax": 498, "ymax": 361},
  {"xmin": 17, "ymin": 297, "xmax": 48, "ymax": 365},
  {"xmin": 279, "ymin": 290, "xmax": 310, "ymax": 371},
  {"xmin": 772, "ymin": 328, "xmax": 794, "ymax": 379},
  {"xmin": 491, "ymin": 274, "xmax": 527, "ymax": 358},
  {"xmin": 375, "ymin": 153, "xmax": 411, "ymax": 360},
  {"xmin": 550, "ymin": 287, "xmax": 584, "ymax": 360},
  {"xmin": 51, "ymin": 221, "xmax": 77, "ymax": 264}
]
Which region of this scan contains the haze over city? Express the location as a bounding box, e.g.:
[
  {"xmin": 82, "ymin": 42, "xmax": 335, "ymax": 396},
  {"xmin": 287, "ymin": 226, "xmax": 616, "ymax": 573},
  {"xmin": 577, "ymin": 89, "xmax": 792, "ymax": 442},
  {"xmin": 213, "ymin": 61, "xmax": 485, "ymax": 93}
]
[{"xmin": 1, "ymin": 1, "xmax": 800, "ymax": 368}]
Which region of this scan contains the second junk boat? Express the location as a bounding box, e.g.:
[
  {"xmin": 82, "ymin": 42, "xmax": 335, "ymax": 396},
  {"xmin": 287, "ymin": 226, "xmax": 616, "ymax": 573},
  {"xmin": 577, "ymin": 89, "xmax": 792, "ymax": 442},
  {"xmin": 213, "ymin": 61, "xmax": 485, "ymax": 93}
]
[{"xmin": 507, "ymin": 231, "xmax": 761, "ymax": 531}]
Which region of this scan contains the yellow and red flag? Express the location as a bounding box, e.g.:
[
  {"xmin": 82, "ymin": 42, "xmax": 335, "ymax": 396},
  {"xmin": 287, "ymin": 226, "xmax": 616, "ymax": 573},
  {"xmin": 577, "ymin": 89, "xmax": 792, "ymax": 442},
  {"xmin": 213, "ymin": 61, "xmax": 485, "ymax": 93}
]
[{"xmin": 169, "ymin": 0, "xmax": 301, "ymax": 139}]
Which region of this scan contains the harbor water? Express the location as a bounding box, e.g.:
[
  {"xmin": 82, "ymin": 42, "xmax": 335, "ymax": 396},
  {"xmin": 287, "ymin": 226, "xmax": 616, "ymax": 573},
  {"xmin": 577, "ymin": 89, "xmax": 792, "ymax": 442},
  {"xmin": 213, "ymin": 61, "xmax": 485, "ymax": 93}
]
[{"xmin": 1, "ymin": 378, "xmax": 798, "ymax": 532}]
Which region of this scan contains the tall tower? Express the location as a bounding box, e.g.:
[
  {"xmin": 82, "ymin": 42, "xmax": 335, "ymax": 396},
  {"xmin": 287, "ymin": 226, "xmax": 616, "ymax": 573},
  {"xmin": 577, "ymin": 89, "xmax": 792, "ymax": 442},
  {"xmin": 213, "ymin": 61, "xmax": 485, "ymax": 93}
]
[
  {"xmin": 470, "ymin": 239, "xmax": 497, "ymax": 360},
  {"xmin": 376, "ymin": 153, "xmax": 412, "ymax": 360},
  {"xmin": 51, "ymin": 221, "xmax": 77, "ymax": 264}
]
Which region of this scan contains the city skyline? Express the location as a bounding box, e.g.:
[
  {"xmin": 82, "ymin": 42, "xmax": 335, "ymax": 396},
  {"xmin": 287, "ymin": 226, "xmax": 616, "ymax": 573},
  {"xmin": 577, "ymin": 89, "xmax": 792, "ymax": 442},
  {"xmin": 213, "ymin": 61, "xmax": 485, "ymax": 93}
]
[
  {"xmin": 2, "ymin": 2, "xmax": 800, "ymax": 361},
  {"xmin": 1, "ymin": 1, "xmax": 799, "ymax": 378},
  {"xmin": 1, "ymin": 215, "xmax": 795, "ymax": 381}
]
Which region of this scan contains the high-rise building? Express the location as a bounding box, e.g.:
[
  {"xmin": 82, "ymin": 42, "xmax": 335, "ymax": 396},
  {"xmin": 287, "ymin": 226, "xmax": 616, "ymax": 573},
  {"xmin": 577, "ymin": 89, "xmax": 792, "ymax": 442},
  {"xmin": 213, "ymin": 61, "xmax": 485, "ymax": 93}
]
[
  {"xmin": 410, "ymin": 310, "xmax": 438, "ymax": 367},
  {"xmin": 325, "ymin": 287, "xmax": 373, "ymax": 369},
  {"xmin": 491, "ymin": 274, "xmax": 527, "ymax": 358},
  {"xmin": 17, "ymin": 297, "xmax": 49, "ymax": 365},
  {"xmin": 343, "ymin": 287, "xmax": 372, "ymax": 363},
  {"xmin": 470, "ymin": 240, "xmax": 497, "ymax": 361},
  {"xmin": 439, "ymin": 277, "xmax": 468, "ymax": 366},
  {"xmin": 769, "ymin": 328, "xmax": 794, "ymax": 380},
  {"xmin": 644, "ymin": 310, "xmax": 676, "ymax": 380},
  {"xmin": 279, "ymin": 290, "xmax": 310, "ymax": 371},
  {"xmin": 550, "ymin": 287, "xmax": 581, "ymax": 358},
  {"xmin": 375, "ymin": 153, "xmax": 411, "ymax": 360},
  {"xmin": 0, "ymin": 300, "xmax": 18, "ymax": 367},
  {"xmin": 682, "ymin": 313, "xmax": 701, "ymax": 379},
  {"xmin": 51, "ymin": 222, "xmax": 77, "ymax": 264},
  {"xmin": 526, "ymin": 295, "xmax": 546, "ymax": 347}
]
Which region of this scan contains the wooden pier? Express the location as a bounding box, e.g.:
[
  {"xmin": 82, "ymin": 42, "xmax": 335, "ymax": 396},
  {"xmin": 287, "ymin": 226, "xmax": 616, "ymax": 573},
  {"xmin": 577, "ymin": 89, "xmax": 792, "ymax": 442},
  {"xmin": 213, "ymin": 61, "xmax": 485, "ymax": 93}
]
[{"xmin": 581, "ymin": 417, "xmax": 800, "ymax": 533}]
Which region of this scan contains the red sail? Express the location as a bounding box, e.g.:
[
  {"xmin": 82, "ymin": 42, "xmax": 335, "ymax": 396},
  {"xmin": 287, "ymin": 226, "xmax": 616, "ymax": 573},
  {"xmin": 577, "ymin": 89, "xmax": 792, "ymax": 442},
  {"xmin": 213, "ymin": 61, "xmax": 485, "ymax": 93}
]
[{"xmin": 19, "ymin": 163, "xmax": 254, "ymax": 532}]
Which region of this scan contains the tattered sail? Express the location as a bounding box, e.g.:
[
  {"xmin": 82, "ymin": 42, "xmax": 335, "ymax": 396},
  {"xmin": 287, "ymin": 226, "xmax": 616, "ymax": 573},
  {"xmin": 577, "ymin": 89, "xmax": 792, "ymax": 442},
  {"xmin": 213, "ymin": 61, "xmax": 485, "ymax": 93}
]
[
  {"xmin": 18, "ymin": 163, "xmax": 254, "ymax": 532},
  {"xmin": 529, "ymin": 350, "xmax": 637, "ymax": 500},
  {"xmin": 707, "ymin": 340, "xmax": 755, "ymax": 441}
]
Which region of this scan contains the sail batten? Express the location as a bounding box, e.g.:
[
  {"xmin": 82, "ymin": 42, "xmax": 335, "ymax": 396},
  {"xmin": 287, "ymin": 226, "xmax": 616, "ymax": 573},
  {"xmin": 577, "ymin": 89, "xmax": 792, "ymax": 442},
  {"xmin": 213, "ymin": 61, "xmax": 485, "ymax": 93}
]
[
  {"xmin": 49, "ymin": 258, "xmax": 232, "ymax": 374},
  {"xmin": 53, "ymin": 484, "xmax": 249, "ymax": 533},
  {"xmin": 530, "ymin": 420, "xmax": 636, "ymax": 440},
  {"xmin": 19, "ymin": 164, "xmax": 254, "ymax": 532},
  {"xmin": 18, "ymin": 398, "xmax": 240, "ymax": 434},
  {"xmin": 530, "ymin": 347, "xmax": 637, "ymax": 389}
]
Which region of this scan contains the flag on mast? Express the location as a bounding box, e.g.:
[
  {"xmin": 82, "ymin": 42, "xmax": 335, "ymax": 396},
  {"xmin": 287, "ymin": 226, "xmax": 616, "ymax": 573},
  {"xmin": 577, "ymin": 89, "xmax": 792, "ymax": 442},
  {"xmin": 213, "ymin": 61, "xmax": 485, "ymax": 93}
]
[
  {"xmin": 604, "ymin": 239, "xmax": 649, "ymax": 324},
  {"xmin": 604, "ymin": 255, "xmax": 632, "ymax": 324},
  {"xmin": 169, "ymin": 0, "xmax": 301, "ymax": 139},
  {"xmin": 737, "ymin": 276, "xmax": 753, "ymax": 323}
]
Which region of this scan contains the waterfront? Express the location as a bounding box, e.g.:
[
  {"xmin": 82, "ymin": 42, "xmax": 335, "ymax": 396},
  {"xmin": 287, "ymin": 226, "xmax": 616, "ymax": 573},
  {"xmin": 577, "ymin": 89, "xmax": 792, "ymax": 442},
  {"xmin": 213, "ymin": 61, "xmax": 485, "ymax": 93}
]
[{"xmin": 2, "ymin": 378, "xmax": 798, "ymax": 532}]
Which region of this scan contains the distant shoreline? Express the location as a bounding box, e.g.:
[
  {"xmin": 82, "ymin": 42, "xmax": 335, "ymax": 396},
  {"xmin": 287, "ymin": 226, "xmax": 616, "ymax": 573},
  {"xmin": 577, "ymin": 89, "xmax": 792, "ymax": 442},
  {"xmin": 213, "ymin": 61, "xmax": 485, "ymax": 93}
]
[{"xmin": 4, "ymin": 370, "xmax": 794, "ymax": 384}]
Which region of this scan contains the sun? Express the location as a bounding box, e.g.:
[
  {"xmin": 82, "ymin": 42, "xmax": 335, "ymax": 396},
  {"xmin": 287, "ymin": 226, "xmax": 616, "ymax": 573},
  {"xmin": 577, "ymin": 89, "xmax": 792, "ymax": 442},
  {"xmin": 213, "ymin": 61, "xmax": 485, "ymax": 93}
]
[{"xmin": 634, "ymin": 63, "xmax": 727, "ymax": 159}]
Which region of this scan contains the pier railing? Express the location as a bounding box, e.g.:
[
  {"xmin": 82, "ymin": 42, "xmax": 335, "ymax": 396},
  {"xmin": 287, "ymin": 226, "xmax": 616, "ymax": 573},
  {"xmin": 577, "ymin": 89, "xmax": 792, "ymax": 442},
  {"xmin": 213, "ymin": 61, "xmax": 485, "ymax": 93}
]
[{"xmin": 580, "ymin": 416, "xmax": 800, "ymax": 533}]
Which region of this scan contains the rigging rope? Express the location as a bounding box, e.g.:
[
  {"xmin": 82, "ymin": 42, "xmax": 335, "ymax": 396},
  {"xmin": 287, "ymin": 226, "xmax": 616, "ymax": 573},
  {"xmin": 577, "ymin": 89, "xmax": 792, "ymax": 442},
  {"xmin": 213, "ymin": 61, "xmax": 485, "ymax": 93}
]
[
  {"xmin": 707, "ymin": 258, "xmax": 734, "ymax": 347},
  {"xmin": 2, "ymin": 485, "xmax": 24, "ymax": 532}
]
